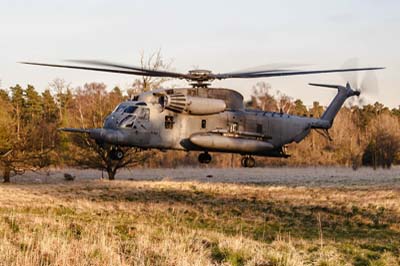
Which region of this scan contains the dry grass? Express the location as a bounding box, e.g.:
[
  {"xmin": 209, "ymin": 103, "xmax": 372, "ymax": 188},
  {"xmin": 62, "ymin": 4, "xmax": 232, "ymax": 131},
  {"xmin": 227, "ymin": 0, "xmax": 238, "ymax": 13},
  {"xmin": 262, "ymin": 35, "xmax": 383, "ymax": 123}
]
[{"xmin": 1, "ymin": 171, "xmax": 400, "ymax": 265}]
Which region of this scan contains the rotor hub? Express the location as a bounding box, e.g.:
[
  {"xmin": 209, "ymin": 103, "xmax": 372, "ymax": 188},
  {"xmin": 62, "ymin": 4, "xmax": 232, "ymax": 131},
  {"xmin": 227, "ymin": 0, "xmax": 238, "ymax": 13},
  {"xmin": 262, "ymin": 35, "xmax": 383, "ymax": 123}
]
[
  {"xmin": 187, "ymin": 69, "xmax": 214, "ymax": 86},
  {"xmin": 187, "ymin": 69, "xmax": 213, "ymax": 76}
]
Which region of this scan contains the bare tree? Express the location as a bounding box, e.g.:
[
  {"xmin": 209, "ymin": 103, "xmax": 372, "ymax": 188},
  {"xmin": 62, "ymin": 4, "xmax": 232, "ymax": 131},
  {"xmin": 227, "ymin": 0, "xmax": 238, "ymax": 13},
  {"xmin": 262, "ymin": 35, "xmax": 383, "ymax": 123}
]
[
  {"xmin": 69, "ymin": 134, "xmax": 147, "ymax": 180},
  {"xmin": 1, "ymin": 148, "xmax": 53, "ymax": 183},
  {"xmin": 275, "ymin": 90, "xmax": 293, "ymax": 113},
  {"xmin": 251, "ymin": 82, "xmax": 278, "ymax": 112},
  {"xmin": 250, "ymin": 82, "xmax": 294, "ymax": 113},
  {"xmin": 49, "ymin": 78, "xmax": 72, "ymax": 122},
  {"xmin": 127, "ymin": 49, "xmax": 172, "ymax": 97}
]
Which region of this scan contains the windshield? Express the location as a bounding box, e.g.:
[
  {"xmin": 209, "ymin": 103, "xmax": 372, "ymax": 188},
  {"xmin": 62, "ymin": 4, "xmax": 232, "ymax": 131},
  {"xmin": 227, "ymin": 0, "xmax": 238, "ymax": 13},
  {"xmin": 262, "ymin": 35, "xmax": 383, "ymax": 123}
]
[
  {"xmin": 114, "ymin": 104, "xmax": 127, "ymax": 113},
  {"xmin": 113, "ymin": 102, "xmax": 147, "ymax": 113},
  {"xmin": 118, "ymin": 107, "xmax": 150, "ymax": 128},
  {"xmin": 119, "ymin": 115, "xmax": 136, "ymax": 128},
  {"xmin": 124, "ymin": 106, "xmax": 138, "ymax": 114}
]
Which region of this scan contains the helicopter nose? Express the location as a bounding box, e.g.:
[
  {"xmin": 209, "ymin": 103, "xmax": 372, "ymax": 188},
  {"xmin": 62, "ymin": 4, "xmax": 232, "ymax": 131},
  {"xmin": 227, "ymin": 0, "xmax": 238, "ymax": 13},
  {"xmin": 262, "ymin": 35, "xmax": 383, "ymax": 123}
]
[
  {"xmin": 103, "ymin": 114, "xmax": 118, "ymax": 128},
  {"xmin": 89, "ymin": 128, "xmax": 130, "ymax": 146}
]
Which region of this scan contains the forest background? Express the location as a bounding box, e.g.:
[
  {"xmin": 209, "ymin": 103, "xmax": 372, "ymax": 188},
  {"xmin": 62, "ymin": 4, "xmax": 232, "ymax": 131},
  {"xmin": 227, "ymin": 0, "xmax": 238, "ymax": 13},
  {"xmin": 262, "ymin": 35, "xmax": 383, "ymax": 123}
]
[{"xmin": 0, "ymin": 55, "xmax": 399, "ymax": 182}]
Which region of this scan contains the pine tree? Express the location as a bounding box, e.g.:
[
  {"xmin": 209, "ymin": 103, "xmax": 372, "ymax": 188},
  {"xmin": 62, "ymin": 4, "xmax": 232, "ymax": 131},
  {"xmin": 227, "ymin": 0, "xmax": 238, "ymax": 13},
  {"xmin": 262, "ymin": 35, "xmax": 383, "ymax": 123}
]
[
  {"xmin": 25, "ymin": 85, "xmax": 43, "ymax": 123},
  {"xmin": 42, "ymin": 89, "xmax": 59, "ymax": 123},
  {"xmin": 10, "ymin": 85, "xmax": 25, "ymax": 140},
  {"xmin": 293, "ymin": 99, "xmax": 308, "ymax": 116}
]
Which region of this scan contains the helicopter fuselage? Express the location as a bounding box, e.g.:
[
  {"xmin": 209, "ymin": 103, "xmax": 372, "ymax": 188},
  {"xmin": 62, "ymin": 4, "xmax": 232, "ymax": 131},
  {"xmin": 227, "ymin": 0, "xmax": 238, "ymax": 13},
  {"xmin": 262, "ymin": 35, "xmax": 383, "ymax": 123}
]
[{"xmin": 89, "ymin": 87, "xmax": 332, "ymax": 158}]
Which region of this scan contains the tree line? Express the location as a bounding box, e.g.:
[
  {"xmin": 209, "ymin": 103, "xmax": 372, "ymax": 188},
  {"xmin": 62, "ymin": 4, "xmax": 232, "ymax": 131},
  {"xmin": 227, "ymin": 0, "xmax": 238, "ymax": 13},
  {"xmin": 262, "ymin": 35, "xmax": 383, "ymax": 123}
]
[{"xmin": 0, "ymin": 78, "xmax": 399, "ymax": 182}]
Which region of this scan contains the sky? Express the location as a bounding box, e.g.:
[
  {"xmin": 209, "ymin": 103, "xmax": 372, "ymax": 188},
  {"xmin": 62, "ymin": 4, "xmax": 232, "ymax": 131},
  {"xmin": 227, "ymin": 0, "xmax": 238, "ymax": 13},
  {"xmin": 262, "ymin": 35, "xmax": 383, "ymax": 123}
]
[{"xmin": 0, "ymin": 0, "xmax": 399, "ymax": 108}]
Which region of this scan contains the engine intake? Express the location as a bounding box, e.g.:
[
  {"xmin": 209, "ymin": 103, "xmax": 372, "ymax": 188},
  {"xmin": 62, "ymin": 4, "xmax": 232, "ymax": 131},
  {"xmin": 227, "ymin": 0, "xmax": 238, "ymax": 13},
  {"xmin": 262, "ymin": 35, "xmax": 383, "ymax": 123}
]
[{"xmin": 163, "ymin": 94, "xmax": 226, "ymax": 115}]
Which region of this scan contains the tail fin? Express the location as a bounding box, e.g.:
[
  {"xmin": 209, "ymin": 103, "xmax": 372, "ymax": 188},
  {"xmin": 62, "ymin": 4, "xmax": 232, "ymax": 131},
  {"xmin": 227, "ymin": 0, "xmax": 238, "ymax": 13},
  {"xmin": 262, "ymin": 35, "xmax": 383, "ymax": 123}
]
[{"xmin": 309, "ymin": 82, "xmax": 359, "ymax": 129}]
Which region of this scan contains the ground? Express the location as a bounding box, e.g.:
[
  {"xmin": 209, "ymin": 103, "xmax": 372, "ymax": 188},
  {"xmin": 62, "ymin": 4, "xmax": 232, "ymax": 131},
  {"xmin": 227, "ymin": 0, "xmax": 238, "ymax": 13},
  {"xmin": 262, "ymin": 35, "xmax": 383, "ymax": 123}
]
[{"xmin": 0, "ymin": 167, "xmax": 399, "ymax": 266}]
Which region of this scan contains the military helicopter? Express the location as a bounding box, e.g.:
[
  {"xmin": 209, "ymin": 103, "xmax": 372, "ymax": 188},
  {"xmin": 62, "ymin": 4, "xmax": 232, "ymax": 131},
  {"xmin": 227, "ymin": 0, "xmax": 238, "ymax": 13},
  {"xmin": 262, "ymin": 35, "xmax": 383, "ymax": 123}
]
[{"xmin": 21, "ymin": 60, "xmax": 383, "ymax": 167}]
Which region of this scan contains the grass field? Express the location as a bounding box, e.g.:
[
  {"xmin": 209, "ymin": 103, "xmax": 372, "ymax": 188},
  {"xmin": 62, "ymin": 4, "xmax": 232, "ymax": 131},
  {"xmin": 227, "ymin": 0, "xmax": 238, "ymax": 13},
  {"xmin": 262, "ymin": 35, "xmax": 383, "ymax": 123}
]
[{"xmin": 0, "ymin": 167, "xmax": 399, "ymax": 265}]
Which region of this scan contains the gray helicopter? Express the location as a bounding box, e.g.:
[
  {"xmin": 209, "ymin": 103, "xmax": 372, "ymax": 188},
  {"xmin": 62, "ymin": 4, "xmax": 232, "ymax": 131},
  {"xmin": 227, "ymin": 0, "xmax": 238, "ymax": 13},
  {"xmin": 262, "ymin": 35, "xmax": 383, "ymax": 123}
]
[{"xmin": 22, "ymin": 60, "xmax": 383, "ymax": 167}]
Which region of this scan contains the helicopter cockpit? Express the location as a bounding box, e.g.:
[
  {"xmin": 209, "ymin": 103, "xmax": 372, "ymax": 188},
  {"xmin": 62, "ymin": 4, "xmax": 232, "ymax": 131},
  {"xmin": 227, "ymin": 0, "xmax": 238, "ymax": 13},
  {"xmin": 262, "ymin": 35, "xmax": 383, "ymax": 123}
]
[{"xmin": 107, "ymin": 102, "xmax": 150, "ymax": 129}]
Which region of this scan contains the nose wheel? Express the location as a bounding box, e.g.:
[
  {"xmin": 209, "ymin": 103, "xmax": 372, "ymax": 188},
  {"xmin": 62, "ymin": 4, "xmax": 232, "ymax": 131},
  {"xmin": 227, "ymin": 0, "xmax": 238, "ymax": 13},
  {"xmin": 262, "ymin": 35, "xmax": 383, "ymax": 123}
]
[
  {"xmin": 241, "ymin": 156, "xmax": 255, "ymax": 168},
  {"xmin": 110, "ymin": 148, "xmax": 124, "ymax": 161},
  {"xmin": 198, "ymin": 152, "xmax": 212, "ymax": 164}
]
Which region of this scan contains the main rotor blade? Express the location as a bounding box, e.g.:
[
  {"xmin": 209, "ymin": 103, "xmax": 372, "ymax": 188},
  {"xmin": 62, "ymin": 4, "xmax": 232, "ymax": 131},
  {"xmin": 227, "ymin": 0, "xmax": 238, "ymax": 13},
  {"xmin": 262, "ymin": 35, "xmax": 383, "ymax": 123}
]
[
  {"xmin": 20, "ymin": 62, "xmax": 188, "ymax": 78},
  {"xmin": 67, "ymin": 60, "xmax": 188, "ymax": 78},
  {"xmin": 215, "ymin": 67, "xmax": 385, "ymax": 79},
  {"xmin": 224, "ymin": 63, "xmax": 307, "ymax": 75},
  {"xmin": 21, "ymin": 61, "xmax": 385, "ymax": 84}
]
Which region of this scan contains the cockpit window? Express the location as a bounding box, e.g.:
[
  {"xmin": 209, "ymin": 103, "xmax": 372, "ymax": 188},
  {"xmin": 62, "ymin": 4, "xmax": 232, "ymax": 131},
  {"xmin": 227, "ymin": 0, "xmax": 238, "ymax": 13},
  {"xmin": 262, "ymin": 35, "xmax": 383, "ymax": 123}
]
[
  {"xmin": 118, "ymin": 107, "xmax": 150, "ymax": 128},
  {"xmin": 114, "ymin": 104, "xmax": 127, "ymax": 113},
  {"xmin": 119, "ymin": 115, "xmax": 136, "ymax": 128},
  {"xmin": 124, "ymin": 106, "xmax": 138, "ymax": 114},
  {"xmin": 114, "ymin": 102, "xmax": 147, "ymax": 113},
  {"xmin": 138, "ymin": 108, "xmax": 150, "ymax": 120}
]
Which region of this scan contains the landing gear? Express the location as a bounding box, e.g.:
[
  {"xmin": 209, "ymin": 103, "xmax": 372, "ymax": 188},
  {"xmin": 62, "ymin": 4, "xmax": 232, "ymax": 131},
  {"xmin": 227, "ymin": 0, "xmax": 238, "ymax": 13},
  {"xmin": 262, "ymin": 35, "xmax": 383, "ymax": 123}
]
[
  {"xmin": 110, "ymin": 148, "xmax": 124, "ymax": 160},
  {"xmin": 241, "ymin": 156, "xmax": 255, "ymax": 168},
  {"xmin": 198, "ymin": 152, "xmax": 212, "ymax": 164}
]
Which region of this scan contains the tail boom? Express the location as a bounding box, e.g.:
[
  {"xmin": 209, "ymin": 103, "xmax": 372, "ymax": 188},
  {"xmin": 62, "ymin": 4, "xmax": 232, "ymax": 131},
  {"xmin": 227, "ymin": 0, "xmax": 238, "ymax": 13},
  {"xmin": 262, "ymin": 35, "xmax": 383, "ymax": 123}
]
[{"xmin": 309, "ymin": 83, "xmax": 359, "ymax": 129}]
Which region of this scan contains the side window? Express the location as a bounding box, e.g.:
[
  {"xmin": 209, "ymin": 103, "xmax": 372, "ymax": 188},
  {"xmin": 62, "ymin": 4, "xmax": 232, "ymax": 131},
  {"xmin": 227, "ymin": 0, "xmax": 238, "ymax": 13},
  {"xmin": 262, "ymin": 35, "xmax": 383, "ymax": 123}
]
[
  {"xmin": 119, "ymin": 115, "xmax": 135, "ymax": 128},
  {"xmin": 201, "ymin": 119, "xmax": 206, "ymax": 129},
  {"xmin": 165, "ymin": 115, "xmax": 174, "ymax": 129},
  {"xmin": 229, "ymin": 122, "xmax": 239, "ymax": 132},
  {"xmin": 143, "ymin": 108, "xmax": 150, "ymax": 120},
  {"xmin": 138, "ymin": 108, "xmax": 150, "ymax": 121},
  {"xmin": 256, "ymin": 124, "xmax": 263, "ymax": 134}
]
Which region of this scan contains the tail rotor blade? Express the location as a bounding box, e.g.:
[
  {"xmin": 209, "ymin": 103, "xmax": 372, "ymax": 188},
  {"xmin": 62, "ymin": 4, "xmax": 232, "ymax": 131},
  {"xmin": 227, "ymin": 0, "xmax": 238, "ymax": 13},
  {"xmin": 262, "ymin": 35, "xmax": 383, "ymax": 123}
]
[
  {"xmin": 358, "ymin": 96, "xmax": 368, "ymax": 106},
  {"xmin": 341, "ymin": 58, "xmax": 359, "ymax": 89},
  {"xmin": 361, "ymin": 70, "xmax": 379, "ymax": 96}
]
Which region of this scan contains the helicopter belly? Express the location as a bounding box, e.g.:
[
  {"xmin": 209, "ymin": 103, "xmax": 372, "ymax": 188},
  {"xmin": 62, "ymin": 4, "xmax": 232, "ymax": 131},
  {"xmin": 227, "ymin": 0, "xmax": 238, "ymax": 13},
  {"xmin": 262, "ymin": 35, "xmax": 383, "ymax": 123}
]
[{"xmin": 189, "ymin": 133, "xmax": 274, "ymax": 153}]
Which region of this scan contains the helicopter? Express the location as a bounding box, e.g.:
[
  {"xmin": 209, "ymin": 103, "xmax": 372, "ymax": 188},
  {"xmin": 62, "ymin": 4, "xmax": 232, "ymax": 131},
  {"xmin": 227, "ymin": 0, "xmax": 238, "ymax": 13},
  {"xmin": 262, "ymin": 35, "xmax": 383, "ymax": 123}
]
[{"xmin": 21, "ymin": 60, "xmax": 384, "ymax": 167}]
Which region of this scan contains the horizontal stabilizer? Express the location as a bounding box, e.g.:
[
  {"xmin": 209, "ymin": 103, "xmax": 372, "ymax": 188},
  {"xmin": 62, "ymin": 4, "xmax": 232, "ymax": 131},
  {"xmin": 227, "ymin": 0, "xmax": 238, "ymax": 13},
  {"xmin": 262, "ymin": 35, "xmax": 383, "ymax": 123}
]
[{"xmin": 308, "ymin": 83, "xmax": 343, "ymax": 89}]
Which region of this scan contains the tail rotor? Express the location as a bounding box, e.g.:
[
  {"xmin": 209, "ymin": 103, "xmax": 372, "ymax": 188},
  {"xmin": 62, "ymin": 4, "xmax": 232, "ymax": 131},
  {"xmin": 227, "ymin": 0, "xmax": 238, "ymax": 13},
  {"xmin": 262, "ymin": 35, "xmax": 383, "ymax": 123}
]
[{"xmin": 342, "ymin": 58, "xmax": 380, "ymax": 106}]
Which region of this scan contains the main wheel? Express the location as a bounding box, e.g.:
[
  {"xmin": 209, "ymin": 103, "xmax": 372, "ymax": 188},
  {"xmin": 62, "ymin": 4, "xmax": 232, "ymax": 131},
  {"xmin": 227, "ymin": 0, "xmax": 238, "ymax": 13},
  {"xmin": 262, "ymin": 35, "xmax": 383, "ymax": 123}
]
[
  {"xmin": 241, "ymin": 156, "xmax": 256, "ymax": 168},
  {"xmin": 246, "ymin": 157, "xmax": 256, "ymax": 168},
  {"xmin": 241, "ymin": 157, "xmax": 247, "ymax": 167},
  {"xmin": 115, "ymin": 149, "xmax": 124, "ymax": 160},
  {"xmin": 198, "ymin": 152, "xmax": 212, "ymax": 164},
  {"xmin": 203, "ymin": 153, "xmax": 211, "ymax": 164},
  {"xmin": 110, "ymin": 149, "xmax": 124, "ymax": 161}
]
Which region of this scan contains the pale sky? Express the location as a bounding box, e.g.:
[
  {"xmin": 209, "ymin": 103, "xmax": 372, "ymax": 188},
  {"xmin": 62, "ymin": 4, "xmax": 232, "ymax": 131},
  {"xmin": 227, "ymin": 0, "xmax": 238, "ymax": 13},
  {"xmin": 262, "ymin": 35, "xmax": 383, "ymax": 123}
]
[{"xmin": 0, "ymin": 0, "xmax": 399, "ymax": 108}]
